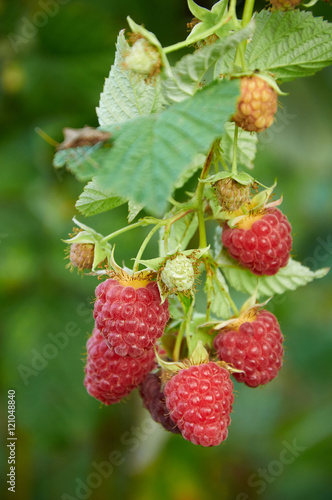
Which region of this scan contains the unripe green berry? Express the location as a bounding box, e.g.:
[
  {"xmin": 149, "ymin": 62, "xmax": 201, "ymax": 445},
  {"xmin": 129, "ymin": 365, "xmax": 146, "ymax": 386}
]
[
  {"xmin": 161, "ymin": 255, "xmax": 195, "ymax": 292},
  {"xmin": 214, "ymin": 178, "xmax": 250, "ymax": 212},
  {"xmin": 124, "ymin": 38, "xmax": 160, "ymax": 75}
]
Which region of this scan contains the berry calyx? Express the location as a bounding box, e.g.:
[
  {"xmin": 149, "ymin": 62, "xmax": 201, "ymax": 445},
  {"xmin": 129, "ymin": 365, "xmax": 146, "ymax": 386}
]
[
  {"xmin": 232, "ymin": 76, "xmax": 278, "ymax": 133},
  {"xmin": 214, "ymin": 309, "xmax": 284, "ymax": 387},
  {"xmin": 222, "ymin": 207, "xmax": 292, "ymax": 276},
  {"xmin": 84, "ymin": 328, "xmax": 156, "ymax": 405},
  {"xmin": 69, "ymin": 243, "xmax": 94, "ymax": 270},
  {"xmin": 94, "ymin": 274, "xmax": 170, "ymax": 358},
  {"xmin": 214, "ymin": 178, "xmax": 250, "ymax": 212},
  {"xmin": 164, "ymin": 361, "xmax": 234, "ymax": 447},
  {"xmin": 139, "ymin": 372, "xmax": 181, "ymax": 434},
  {"xmin": 161, "ymin": 254, "xmax": 195, "ymax": 293}
]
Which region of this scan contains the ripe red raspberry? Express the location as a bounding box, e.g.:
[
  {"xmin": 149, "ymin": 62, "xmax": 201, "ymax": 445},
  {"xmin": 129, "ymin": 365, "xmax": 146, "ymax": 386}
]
[
  {"xmin": 214, "ymin": 310, "xmax": 284, "ymax": 387},
  {"xmin": 222, "ymin": 207, "xmax": 292, "ymax": 276},
  {"xmin": 94, "ymin": 279, "xmax": 169, "ymax": 358},
  {"xmin": 70, "ymin": 243, "xmax": 94, "ymax": 270},
  {"xmin": 84, "ymin": 327, "xmax": 155, "ymax": 405},
  {"xmin": 139, "ymin": 373, "xmax": 181, "ymax": 434},
  {"xmin": 232, "ymin": 76, "xmax": 278, "ymax": 133},
  {"xmin": 164, "ymin": 362, "xmax": 234, "ymax": 447},
  {"xmin": 267, "ymin": 0, "xmax": 301, "ymax": 10}
]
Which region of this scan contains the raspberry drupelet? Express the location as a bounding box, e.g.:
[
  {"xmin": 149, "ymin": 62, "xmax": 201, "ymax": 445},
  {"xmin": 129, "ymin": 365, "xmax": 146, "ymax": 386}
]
[
  {"xmin": 84, "ymin": 327, "xmax": 155, "ymax": 405},
  {"xmin": 214, "ymin": 310, "xmax": 284, "ymax": 387},
  {"xmin": 94, "ymin": 278, "xmax": 169, "ymax": 358},
  {"xmin": 222, "ymin": 207, "xmax": 292, "ymax": 276}
]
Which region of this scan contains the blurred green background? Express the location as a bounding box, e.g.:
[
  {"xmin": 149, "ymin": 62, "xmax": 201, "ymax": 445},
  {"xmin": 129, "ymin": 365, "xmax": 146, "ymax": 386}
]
[{"xmin": 1, "ymin": 1, "xmax": 332, "ymax": 499}]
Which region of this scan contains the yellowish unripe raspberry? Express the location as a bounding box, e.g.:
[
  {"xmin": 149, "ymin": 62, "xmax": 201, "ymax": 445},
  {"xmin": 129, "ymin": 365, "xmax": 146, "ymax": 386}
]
[
  {"xmin": 267, "ymin": 0, "xmax": 302, "ymax": 10},
  {"xmin": 232, "ymin": 76, "xmax": 278, "ymax": 133},
  {"xmin": 70, "ymin": 243, "xmax": 94, "ymax": 270}
]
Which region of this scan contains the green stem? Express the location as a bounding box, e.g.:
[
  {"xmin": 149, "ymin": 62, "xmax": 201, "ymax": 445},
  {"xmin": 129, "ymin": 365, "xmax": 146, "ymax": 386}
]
[
  {"xmin": 173, "ymin": 320, "xmax": 186, "ymax": 362},
  {"xmin": 163, "ymin": 16, "xmax": 231, "ymax": 54},
  {"xmin": 100, "ymin": 220, "xmax": 148, "ymax": 244},
  {"xmin": 195, "ymin": 141, "xmax": 217, "ymax": 249},
  {"xmin": 232, "ymin": 125, "xmax": 239, "ymax": 175},
  {"xmin": 242, "ymin": 0, "xmax": 256, "ymax": 27},
  {"xmin": 235, "ymin": 0, "xmax": 255, "ymax": 70},
  {"xmin": 133, "ymin": 223, "xmax": 161, "ymax": 273}
]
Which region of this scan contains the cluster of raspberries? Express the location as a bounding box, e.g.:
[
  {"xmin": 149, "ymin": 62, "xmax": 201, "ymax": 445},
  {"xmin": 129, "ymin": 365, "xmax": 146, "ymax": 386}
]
[{"xmin": 84, "ymin": 272, "xmax": 284, "ymax": 446}]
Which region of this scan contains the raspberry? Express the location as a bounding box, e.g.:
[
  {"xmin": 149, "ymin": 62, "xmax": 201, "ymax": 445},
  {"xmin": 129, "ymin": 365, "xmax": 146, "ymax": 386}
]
[
  {"xmin": 84, "ymin": 327, "xmax": 156, "ymax": 405},
  {"xmin": 214, "ymin": 178, "xmax": 250, "ymax": 212},
  {"xmin": 139, "ymin": 373, "xmax": 181, "ymax": 434},
  {"xmin": 214, "ymin": 310, "xmax": 284, "ymax": 387},
  {"xmin": 222, "ymin": 207, "xmax": 292, "ymax": 276},
  {"xmin": 164, "ymin": 362, "xmax": 234, "ymax": 447},
  {"xmin": 70, "ymin": 243, "xmax": 94, "ymax": 270},
  {"xmin": 124, "ymin": 38, "xmax": 160, "ymax": 76},
  {"xmin": 267, "ymin": 0, "xmax": 302, "ymax": 10},
  {"xmin": 232, "ymin": 76, "xmax": 278, "ymax": 133},
  {"xmin": 94, "ymin": 279, "xmax": 169, "ymax": 358},
  {"xmin": 161, "ymin": 254, "xmax": 195, "ymax": 292}
]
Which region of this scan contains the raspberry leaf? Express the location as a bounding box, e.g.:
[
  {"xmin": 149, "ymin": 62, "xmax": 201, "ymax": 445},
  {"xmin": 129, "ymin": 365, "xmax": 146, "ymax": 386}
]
[
  {"xmin": 162, "ymin": 22, "xmax": 254, "ymax": 105},
  {"xmin": 159, "ymin": 212, "xmax": 198, "ymax": 256},
  {"xmin": 95, "ymin": 79, "xmax": 240, "ymax": 215},
  {"xmin": 96, "ymin": 31, "xmax": 164, "ymax": 127},
  {"xmin": 53, "ymin": 145, "xmax": 105, "ymax": 181},
  {"xmin": 187, "ymin": 316, "xmax": 217, "ymax": 357},
  {"xmin": 76, "ymin": 180, "xmax": 127, "ymax": 216},
  {"xmin": 220, "ymin": 256, "xmax": 329, "ymax": 297},
  {"xmin": 173, "ymin": 154, "xmax": 206, "ymax": 190},
  {"xmin": 205, "ymin": 269, "xmax": 232, "ymax": 319},
  {"xmin": 128, "ymin": 200, "xmax": 145, "ymax": 223},
  {"xmin": 244, "ymin": 11, "xmax": 332, "ymax": 82}
]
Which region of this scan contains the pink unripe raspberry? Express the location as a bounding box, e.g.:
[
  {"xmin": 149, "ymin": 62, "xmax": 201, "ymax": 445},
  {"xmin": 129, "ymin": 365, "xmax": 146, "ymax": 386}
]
[
  {"xmin": 140, "ymin": 373, "xmax": 181, "ymax": 434},
  {"xmin": 84, "ymin": 328, "xmax": 155, "ymax": 405},
  {"xmin": 214, "ymin": 310, "xmax": 284, "ymax": 387},
  {"xmin": 94, "ymin": 278, "xmax": 169, "ymax": 358},
  {"xmin": 232, "ymin": 76, "xmax": 278, "ymax": 133},
  {"xmin": 222, "ymin": 207, "xmax": 292, "ymax": 276},
  {"xmin": 164, "ymin": 362, "xmax": 234, "ymax": 447}
]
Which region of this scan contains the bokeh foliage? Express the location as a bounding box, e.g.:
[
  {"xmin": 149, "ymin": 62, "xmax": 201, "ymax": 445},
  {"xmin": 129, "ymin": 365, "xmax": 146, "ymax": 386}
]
[{"xmin": 1, "ymin": 1, "xmax": 332, "ymax": 499}]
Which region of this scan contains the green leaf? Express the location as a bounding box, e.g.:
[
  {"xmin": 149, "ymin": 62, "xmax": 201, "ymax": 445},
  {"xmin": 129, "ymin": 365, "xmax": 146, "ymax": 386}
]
[
  {"xmin": 173, "ymin": 153, "xmax": 205, "ymax": 190},
  {"xmin": 75, "ymin": 180, "xmax": 126, "ymax": 216},
  {"xmin": 187, "ymin": 314, "xmax": 216, "ymax": 357},
  {"xmin": 162, "ymin": 23, "xmax": 254, "ymax": 105},
  {"xmin": 96, "ymin": 31, "xmax": 164, "ymax": 127},
  {"xmin": 128, "ymin": 199, "xmax": 144, "ymax": 223},
  {"xmin": 221, "ymin": 256, "xmax": 329, "ymax": 297},
  {"xmin": 245, "ymin": 11, "xmax": 332, "ymax": 82},
  {"xmin": 205, "ymin": 268, "xmax": 232, "ymax": 319},
  {"xmin": 159, "ymin": 212, "xmax": 198, "ymax": 256},
  {"xmin": 96, "ymin": 79, "xmax": 240, "ymax": 215},
  {"xmin": 53, "ymin": 145, "xmax": 104, "ymax": 182},
  {"xmin": 221, "ymin": 122, "xmax": 258, "ymax": 170}
]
